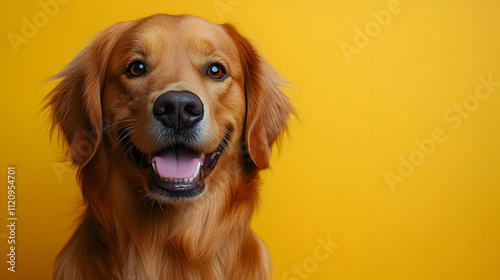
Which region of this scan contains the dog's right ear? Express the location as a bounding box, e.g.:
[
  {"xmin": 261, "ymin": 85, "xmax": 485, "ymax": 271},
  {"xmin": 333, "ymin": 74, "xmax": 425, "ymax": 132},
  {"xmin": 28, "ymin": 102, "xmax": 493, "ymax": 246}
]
[{"xmin": 46, "ymin": 21, "xmax": 132, "ymax": 166}]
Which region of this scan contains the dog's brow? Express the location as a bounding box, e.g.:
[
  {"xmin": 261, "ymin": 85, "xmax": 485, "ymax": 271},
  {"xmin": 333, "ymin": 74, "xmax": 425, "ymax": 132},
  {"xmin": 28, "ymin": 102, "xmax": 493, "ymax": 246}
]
[
  {"xmin": 192, "ymin": 38, "xmax": 217, "ymax": 56},
  {"xmin": 127, "ymin": 26, "xmax": 168, "ymax": 54}
]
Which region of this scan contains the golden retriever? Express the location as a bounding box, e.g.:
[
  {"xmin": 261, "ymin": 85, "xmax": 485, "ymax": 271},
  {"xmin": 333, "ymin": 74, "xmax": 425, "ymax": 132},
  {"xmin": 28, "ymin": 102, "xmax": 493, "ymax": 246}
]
[{"xmin": 46, "ymin": 14, "xmax": 293, "ymax": 280}]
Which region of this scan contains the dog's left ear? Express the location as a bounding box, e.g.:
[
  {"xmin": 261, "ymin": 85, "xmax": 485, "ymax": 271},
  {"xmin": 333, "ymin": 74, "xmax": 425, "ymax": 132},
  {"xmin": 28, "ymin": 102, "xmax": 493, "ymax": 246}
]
[
  {"xmin": 46, "ymin": 21, "xmax": 132, "ymax": 166},
  {"xmin": 224, "ymin": 24, "xmax": 294, "ymax": 169}
]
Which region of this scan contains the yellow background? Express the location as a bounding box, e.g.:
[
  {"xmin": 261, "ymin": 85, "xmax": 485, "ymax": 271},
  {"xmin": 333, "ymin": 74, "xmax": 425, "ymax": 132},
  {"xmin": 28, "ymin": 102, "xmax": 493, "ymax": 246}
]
[{"xmin": 1, "ymin": 0, "xmax": 500, "ymax": 279}]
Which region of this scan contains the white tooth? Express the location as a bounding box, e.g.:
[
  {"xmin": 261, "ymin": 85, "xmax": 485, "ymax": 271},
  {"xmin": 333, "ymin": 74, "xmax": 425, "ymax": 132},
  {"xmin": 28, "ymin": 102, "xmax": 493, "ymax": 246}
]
[
  {"xmin": 201, "ymin": 153, "xmax": 206, "ymax": 164},
  {"xmin": 183, "ymin": 178, "xmax": 188, "ymax": 183},
  {"xmin": 152, "ymin": 162, "xmax": 158, "ymax": 175},
  {"xmin": 188, "ymin": 177, "xmax": 193, "ymax": 183},
  {"xmin": 193, "ymin": 162, "xmax": 201, "ymax": 178}
]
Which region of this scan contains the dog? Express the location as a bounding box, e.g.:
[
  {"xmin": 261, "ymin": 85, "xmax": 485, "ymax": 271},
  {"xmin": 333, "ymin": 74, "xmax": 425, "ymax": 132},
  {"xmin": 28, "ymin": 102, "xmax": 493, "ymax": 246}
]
[{"xmin": 46, "ymin": 14, "xmax": 293, "ymax": 280}]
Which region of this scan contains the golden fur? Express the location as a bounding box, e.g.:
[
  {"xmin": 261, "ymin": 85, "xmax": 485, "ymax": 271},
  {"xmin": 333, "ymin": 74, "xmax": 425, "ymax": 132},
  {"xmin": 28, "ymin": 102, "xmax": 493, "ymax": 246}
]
[{"xmin": 47, "ymin": 14, "xmax": 293, "ymax": 280}]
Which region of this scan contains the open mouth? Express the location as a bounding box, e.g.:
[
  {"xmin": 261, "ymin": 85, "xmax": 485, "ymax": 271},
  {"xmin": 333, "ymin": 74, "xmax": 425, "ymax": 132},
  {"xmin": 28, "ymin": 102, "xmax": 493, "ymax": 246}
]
[{"xmin": 122, "ymin": 132, "xmax": 228, "ymax": 200}]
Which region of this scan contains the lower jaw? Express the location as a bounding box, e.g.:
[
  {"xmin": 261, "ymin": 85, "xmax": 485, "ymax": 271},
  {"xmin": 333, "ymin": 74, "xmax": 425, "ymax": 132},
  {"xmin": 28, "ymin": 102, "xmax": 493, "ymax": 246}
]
[
  {"xmin": 147, "ymin": 170, "xmax": 206, "ymax": 201},
  {"xmin": 149, "ymin": 184, "xmax": 206, "ymax": 201}
]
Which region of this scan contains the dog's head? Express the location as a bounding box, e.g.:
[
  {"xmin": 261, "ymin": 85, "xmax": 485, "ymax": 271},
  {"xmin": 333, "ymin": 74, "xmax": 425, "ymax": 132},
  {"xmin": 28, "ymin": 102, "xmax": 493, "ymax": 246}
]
[{"xmin": 47, "ymin": 14, "xmax": 293, "ymax": 203}]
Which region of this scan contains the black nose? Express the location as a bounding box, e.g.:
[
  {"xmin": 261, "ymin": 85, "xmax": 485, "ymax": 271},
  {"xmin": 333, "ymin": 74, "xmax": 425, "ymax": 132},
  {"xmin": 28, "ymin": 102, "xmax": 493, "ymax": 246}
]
[{"xmin": 153, "ymin": 91, "xmax": 204, "ymax": 131}]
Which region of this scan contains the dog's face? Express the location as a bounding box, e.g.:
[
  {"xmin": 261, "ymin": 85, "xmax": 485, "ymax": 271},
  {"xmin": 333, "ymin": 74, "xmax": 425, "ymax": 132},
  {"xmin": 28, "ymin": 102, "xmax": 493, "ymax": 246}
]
[
  {"xmin": 48, "ymin": 14, "xmax": 292, "ymax": 204},
  {"xmin": 104, "ymin": 16, "xmax": 247, "ymax": 201}
]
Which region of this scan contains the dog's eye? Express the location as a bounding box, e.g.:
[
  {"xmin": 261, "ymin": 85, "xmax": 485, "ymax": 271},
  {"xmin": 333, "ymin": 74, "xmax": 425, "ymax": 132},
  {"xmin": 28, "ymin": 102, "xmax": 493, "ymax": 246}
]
[
  {"xmin": 206, "ymin": 64, "xmax": 226, "ymax": 80},
  {"xmin": 128, "ymin": 61, "xmax": 146, "ymax": 77}
]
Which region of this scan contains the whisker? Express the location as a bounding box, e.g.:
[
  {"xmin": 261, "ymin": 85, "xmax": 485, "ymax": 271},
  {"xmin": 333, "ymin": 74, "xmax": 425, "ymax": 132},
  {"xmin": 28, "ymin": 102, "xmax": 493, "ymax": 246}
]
[
  {"xmin": 123, "ymin": 129, "xmax": 139, "ymax": 155},
  {"xmin": 110, "ymin": 130, "xmax": 128, "ymax": 154},
  {"xmin": 157, "ymin": 200, "xmax": 165, "ymax": 214},
  {"xmin": 103, "ymin": 119, "xmax": 137, "ymax": 133},
  {"xmin": 218, "ymin": 128, "xmax": 235, "ymax": 162},
  {"xmin": 110, "ymin": 128, "xmax": 135, "ymax": 155}
]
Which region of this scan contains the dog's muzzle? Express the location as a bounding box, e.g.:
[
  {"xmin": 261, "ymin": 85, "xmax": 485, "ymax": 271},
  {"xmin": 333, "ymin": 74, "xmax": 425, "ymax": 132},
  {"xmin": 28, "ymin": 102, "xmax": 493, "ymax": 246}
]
[{"xmin": 122, "ymin": 91, "xmax": 228, "ymax": 201}]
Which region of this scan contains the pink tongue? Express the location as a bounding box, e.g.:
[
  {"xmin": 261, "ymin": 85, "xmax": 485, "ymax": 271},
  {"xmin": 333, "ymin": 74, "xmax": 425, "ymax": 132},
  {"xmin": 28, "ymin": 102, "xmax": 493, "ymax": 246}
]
[{"xmin": 152, "ymin": 149, "xmax": 201, "ymax": 179}]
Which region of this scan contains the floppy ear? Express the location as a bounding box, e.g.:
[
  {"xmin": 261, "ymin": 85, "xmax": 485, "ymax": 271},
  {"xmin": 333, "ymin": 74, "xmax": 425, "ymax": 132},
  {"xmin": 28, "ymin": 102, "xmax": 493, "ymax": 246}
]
[
  {"xmin": 46, "ymin": 21, "xmax": 132, "ymax": 166},
  {"xmin": 224, "ymin": 24, "xmax": 294, "ymax": 169}
]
